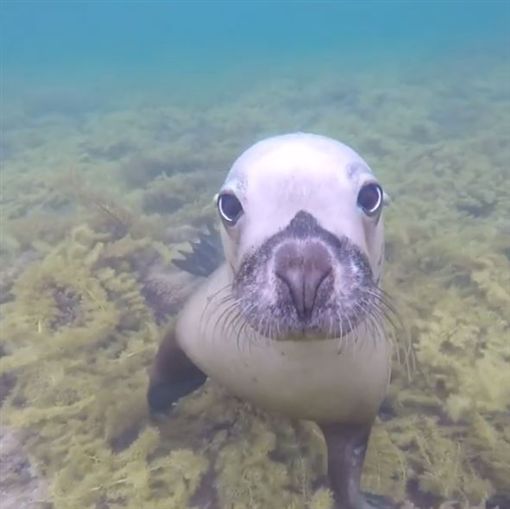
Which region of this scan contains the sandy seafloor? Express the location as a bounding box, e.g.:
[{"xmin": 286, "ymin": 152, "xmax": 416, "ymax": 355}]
[{"xmin": 1, "ymin": 45, "xmax": 510, "ymax": 509}]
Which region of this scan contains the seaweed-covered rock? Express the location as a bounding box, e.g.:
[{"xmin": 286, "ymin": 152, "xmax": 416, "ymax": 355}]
[{"xmin": 1, "ymin": 57, "xmax": 509, "ymax": 509}]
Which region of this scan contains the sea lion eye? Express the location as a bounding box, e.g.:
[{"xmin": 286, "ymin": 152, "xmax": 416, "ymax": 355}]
[
  {"xmin": 357, "ymin": 183, "xmax": 383, "ymax": 216},
  {"xmin": 217, "ymin": 192, "xmax": 243, "ymax": 225}
]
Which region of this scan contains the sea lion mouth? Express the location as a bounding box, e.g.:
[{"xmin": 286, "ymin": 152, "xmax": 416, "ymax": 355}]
[{"xmin": 231, "ymin": 211, "xmax": 382, "ymax": 342}]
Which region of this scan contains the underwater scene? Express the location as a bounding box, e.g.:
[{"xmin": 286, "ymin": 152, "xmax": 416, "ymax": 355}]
[{"xmin": 1, "ymin": 1, "xmax": 509, "ymax": 508}]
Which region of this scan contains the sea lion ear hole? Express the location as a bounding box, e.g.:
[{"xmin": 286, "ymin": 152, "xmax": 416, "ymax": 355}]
[
  {"xmin": 357, "ymin": 183, "xmax": 383, "ymax": 217},
  {"xmin": 217, "ymin": 192, "xmax": 244, "ymax": 225}
]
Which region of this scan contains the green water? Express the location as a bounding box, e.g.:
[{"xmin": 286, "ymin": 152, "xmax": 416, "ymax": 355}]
[{"xmin": 1, "ymin": 2, "xmax": 509, "ymax": 508}]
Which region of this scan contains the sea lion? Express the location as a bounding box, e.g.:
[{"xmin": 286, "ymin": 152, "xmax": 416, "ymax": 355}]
[{"xmin": 148, "ymin": 133, "xmax": 395, "ymax": 509}]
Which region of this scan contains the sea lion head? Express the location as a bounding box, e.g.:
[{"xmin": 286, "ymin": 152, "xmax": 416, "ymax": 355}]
[{"xmin": 215, "ymin": 132, "xmax": 388, "ymax": 341}]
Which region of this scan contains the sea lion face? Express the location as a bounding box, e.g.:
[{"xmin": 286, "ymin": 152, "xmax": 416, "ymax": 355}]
[{"xmin": 215, "ymin": 133, "xmax": 387, "ymax": 341}]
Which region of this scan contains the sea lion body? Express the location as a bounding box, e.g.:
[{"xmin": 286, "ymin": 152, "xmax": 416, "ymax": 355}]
[
  {"xmin": 176, "ymin": 264, "xmax": 391, "ymax": 424},
  {"xmin": 149, "ymin": 133, "xmax": 395, "ymax": 509}
]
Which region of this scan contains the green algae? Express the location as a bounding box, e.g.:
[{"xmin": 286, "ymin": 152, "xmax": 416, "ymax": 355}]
[{"xmin": 1, "ymin": 61, "xmax": 509, "ymax": 509}]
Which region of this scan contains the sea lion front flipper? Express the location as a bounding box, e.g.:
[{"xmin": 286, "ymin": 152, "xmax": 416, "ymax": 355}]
[
  {"xmin": 320, "ymin": 422, "xmax": 397, "ymax": 509},
  {"xmin": 147, "ymin": 328, "xmax": 207, "ymax": 413},
  {"xmin": 172, "ymin": 222, "xmax": 223, "ymax": 278}
]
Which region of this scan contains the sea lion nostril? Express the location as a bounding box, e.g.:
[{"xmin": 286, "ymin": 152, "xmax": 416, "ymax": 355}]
[{"xmin": 274, "ymin": 242, "xmax": 332, "ymax": 320}]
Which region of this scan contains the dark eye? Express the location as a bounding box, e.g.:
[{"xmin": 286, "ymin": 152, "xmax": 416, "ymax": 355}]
[
  {"xmin": 217, "ymin": 192, "xmax": 243, "ymax": 225},
  {"xmin": 357, "ymin": 183, "xmax": 383, "ymax": 216}
]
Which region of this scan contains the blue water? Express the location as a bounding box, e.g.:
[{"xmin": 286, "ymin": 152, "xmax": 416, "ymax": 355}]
[{"xmin": 2, "ymin": 1, "xmax": 509, "ymax": 99}]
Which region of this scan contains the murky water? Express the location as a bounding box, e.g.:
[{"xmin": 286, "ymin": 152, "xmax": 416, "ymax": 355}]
[{"xmin": 1, "ymin": 2, "xmax": 509, "ymax": 508}]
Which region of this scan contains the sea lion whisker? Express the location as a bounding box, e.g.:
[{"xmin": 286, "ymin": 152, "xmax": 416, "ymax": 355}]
[
  {"xmin": 231, "ymin": 308, "xmax": 247, "ymax": 352},
  {"xmin": 236, "ymin": 300, "xmax": 258, "ymax": 348},
  {"xmin": 211, "ymin": 300, "xmax": 240, "ymax": 345},
  {"xmin": 200, "ymin": 284, "xmax": 232, "ymax": 336},
  {"xmin": 235, "ymin": 299, "xmax": 259, "ymax": 351},
  {"xmin": 352, "ymin": 300, "xmax": 370, "ymax": 350},
  {"xmin": 363, "ymin": 288, "xmax": 402, "ymax": 335},
  {"xmin": 236, "ymin": 316, "xmax": 251, "ymax": 351},
  {"xmin": 365, "ymin": 307, "xmax": 385, "ymax": 351},
  {"xmin": 221, "ymin": 304, "xmax": 241, "ymax": 344},
  {"xmin": 368, "ymin": 289, "xmax": 402, "ymax": 329},
  {"xmin": 225, "ymin": 302, "xmax": 248, "ymax": 346},
  {"xmin": 336, "ymin": 313, "xmax": 345, "ymax": 353},
  {"xmin": 365, "ymin": 297, "xmax": 414, "ymax": 375}
]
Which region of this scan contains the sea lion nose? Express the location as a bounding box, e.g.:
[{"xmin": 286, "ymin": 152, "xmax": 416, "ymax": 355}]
[{"xmin": 274, "ymin": 242, "xmax": 332, "ymax": 320}]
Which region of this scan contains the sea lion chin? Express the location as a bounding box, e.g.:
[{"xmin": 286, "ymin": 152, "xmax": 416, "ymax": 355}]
[{"xmin": 148, "ymin": 132, "xmax": 396, "ymax": 509}]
